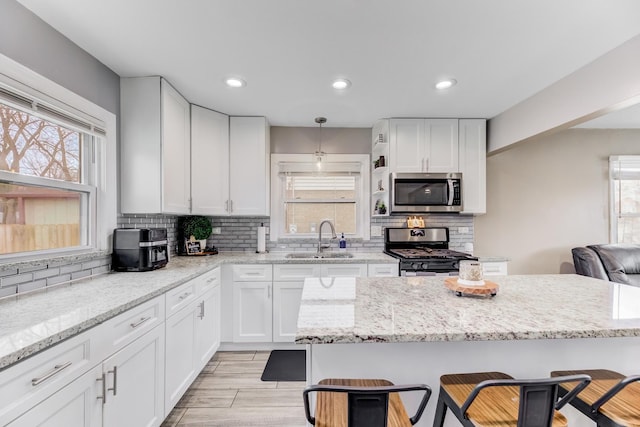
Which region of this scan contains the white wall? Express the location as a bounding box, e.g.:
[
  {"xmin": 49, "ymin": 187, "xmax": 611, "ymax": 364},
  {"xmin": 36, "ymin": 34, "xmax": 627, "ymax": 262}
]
[{"xmin": 475, "ymin": 128, "xmax": 640, "ymax": 274}]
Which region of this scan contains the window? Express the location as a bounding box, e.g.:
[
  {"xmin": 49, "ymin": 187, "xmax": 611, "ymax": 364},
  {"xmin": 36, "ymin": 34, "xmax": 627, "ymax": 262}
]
[
  {"xmin": 271, "ymin": 154, "xmax": 370, "ymax": 240},
  {"xmin": 610, "ymin": 155, "xmax": 640, "ymax": 243}
]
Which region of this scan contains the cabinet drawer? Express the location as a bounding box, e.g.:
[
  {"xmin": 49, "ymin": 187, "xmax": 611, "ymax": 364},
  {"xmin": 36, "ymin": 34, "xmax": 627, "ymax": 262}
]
[
  {"xmin": 368, "ymin": 263, "xmax": 399, "ymax": 277},
  {"xmin": 232, "ymin": 264, "xmax": 273, "ymax": 281},
  {"xmin": 482, "ymin": 261, "xmax": 508, "ymax": 276},
  {"xmin": 320, "ymin": 264, "xmax": 367, "ymax": 277},
  {"xmin": 196, "ymin": 267, "xmax": 221, "ymax": 295},
  {"xmin": 0, "ymin": 328, "xmax": 96, "ymax": 425},
  {"xmin": 273, "ymin": 264, "xmax": 321, "ymax": 281},
  {"xmin": 100, "ymin": 295, "xmax": 165, "ymax": 355},
  {"xmin": 166, "ymin": 279, "xmax": 199, "ymax": 316}
]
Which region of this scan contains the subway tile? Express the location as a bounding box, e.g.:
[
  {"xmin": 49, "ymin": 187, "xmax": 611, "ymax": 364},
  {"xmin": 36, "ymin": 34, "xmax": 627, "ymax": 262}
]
[
  {"xmin": 71, "ymin": 269, "xmax": 92, "ymax": 281},
  {"xmin": 60, "ymin": 263, "xmax": 83, "ymax": 275},
  {"xmin": 0, "ymin": 286, "xmax": 17, "ymax": 298},
  {"xmin": 33, "ymin": 267, "xmax": 61, "ymax": 280},
  {"xmin": 18, "ymin": 279, "xmax": 46, "ymax": 293},
  {"xmin": 47, "ymin": 274, "xmax": 71, "ymax": 286},
  {"xmin": 2, "ymin": 272, "xmax": 34, "ymax": 287}
]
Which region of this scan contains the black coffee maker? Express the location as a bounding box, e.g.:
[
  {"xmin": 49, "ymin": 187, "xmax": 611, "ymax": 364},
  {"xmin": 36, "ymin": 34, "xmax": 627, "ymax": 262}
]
[{"xmin": 112, "ymin": 228, "xmax": 168, "ymax": 272}]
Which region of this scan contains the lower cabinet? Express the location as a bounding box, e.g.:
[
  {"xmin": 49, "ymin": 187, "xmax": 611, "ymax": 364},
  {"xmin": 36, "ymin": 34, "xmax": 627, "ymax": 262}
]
[
  {"xmin": 101, "ymin": 324, "xmax": 165, "ymax": 427},
  {"xmin": 233, "ymin": 281, "xmax": 273, "ymax": 342},
  {"xmin": 482, "ymin": 261, "xmax": 508, "ymax": 276},
  {"xmin": 8, "ymin": 365, "xmax": 103, "ymax": 427},
  {"xmin": 165, "ymin": 267, "xmax": 221, "ymax": 412}
]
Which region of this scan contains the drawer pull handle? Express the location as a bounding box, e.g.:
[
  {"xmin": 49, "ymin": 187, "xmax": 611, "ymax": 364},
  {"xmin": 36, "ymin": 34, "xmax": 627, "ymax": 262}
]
[
  {"xmin": 178, "ymin": 292, "xmax": 191, "ymax": 300},
  {"xmin": 130, "ymin": 316, "xmax": 151, "ymax": 328},
  {"xmin": 97, "ymin": 373, "xmax": 107, "ymax": 403},
  {"xmin": 31, "ymin": 361, "xmax": 72, "ymax": 386},
  {"xmin": 108, "ymin": 366, "xmax": 118, "ymax": 396},
  {"xmin": 206, "ymin": 277, "xmax": 216, "ymax": 284},
  {"xmin": 245, "ymin": 272, "xmax": 260, "ymax": 275},
  {"xmin": 198, "ymin": 301, "xmax": 205, "ymax": 319}
]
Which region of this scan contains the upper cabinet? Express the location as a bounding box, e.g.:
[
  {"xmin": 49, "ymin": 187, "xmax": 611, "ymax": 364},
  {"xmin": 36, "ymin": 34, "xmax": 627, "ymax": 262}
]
[
  {"xmin": 190, "ymin": 105, "xmax": 230, "ymax": 215},
  {"xmin": 389, "ymin": 119, "xmax": 459, "ymax": 173},
  {"xmin": 121, "ymin": 77, "xmax": 191, "ymax": 214},
  {"xmin": 191, "ymin": 113, "xmax": 270, "ymax": 216},
  {"xmin": 459, "ymin": 119, "xmax": 486, "ymax": 214},
  {"xmin": 228, "ymin": 117, "xmax": 270, "ymax": 216}
]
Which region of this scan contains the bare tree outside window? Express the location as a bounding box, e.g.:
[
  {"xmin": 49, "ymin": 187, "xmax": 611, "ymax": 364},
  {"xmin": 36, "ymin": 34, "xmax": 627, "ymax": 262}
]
[{"xmin": 0, "ymin": 103, "xmax": 83, "ymax": 254}]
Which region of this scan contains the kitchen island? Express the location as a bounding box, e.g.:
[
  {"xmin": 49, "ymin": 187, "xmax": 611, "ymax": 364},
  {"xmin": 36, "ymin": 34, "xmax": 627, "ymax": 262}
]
[{"xmin": 296, "ymin": 275, "xmax": 640, "ymax": 427}]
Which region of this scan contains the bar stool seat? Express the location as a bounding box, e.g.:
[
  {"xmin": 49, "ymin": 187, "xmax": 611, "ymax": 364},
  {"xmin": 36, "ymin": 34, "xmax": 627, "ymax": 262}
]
[
  {"xmin": 303, "ymin": 378, "xmax": 431, "ymax": 427},
  {"xmin": 551, "ymin": 369, "xmax": 640, "ymax": 427},
  {"xmin": 433, "ymin": 371, "xmax": 591, "ymax": 427}
]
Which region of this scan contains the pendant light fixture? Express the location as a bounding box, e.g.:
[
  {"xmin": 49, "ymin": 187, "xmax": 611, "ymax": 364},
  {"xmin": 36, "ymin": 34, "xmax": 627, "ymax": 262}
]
[{"xmin": 314, "ymin": 117, "xmax": 327, "ymax": 169}]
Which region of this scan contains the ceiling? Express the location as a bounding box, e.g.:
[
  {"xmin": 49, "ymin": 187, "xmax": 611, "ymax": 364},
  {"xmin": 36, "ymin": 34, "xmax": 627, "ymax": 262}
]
[{"xmin": 16, "ymin": 0, "xmax": 640, "ymax": 128}]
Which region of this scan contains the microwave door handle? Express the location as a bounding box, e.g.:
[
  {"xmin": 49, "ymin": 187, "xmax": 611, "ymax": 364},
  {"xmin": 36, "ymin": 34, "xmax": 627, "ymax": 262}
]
[{"xmin": 447, "ymin": 179, "xmax": 454, "ymax": 205}]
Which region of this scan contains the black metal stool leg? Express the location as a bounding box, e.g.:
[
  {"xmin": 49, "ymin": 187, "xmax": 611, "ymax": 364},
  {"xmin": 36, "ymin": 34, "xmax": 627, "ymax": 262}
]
[{"xmin": 433, "ymin": 389, "xmax": 447, "ymax": 427}]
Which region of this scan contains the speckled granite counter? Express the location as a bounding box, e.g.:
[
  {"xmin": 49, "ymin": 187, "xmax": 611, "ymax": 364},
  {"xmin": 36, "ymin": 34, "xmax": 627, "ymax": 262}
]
[
  {"xmin": 0, "ymin": 251, "xmax": 396, "ymax": 370},
  {"xmin": 299, "ymin": 275, "xmax": 640, "ymax": 427},
  {"xmin": 296, "ymin": 274, "xmax": 640, "ymax": 344}
]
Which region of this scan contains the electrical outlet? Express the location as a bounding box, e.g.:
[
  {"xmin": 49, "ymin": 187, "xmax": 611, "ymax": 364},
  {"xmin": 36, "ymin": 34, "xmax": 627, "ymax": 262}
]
[
  {"xmin": 371, "ymin": 225, "xmax": 383, "ymax": 236},
  {"xmin": 458, "ymin": 227, "xmax": 469, "ymax": 234},
  {"xmin": 212, "ymin": 227, "xmax": 222, "ymax": 235}
]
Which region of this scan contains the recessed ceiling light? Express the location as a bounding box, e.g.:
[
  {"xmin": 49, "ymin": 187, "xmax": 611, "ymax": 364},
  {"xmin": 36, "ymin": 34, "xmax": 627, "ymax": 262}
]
[
  {"xmin": 225, "ymin": 77, "xmax": 246, "ymax": 88},
  {"xmin": 435, "ymin": 78, "xmax": 457, "ymax": 90},
  {"xmin": 332, "ymin": 78, "xmax": 351, "ymax": 90}
]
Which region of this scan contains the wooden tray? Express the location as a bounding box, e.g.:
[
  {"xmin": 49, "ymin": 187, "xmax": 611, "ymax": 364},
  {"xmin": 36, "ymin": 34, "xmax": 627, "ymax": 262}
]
[{"xmin": 445, "ymin": 277, "xmax": 498, "ymax": 297}]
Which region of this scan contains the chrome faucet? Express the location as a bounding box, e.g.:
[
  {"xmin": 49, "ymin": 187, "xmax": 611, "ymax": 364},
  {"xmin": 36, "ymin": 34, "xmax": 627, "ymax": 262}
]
[{"xmin": 317, "ymin": 220, "xmax": 337, "ymax": 254}]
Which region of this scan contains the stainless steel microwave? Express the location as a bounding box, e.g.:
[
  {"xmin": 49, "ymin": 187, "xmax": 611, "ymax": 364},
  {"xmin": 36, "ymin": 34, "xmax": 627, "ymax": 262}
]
[{"xmin": 390, "ymin": 172, "xmax": 462, "ymax": 213}]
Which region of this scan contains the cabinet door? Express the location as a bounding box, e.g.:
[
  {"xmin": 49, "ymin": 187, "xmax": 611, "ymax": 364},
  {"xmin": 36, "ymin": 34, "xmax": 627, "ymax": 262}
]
[
  {"xmin": 165, "ymin": 304, "xmax": 197, "ymax": 412},
  {"xmin": 195, "ymin": 285, "xmax": 221, "ymax": 370},
  {"xmin": 229, "ymin": 117, "xmax": 270, "ymax": 215},
  {"xmin": 424, "ymin": 119, "xmax": 459, "ymax": 172},
  {"xmin": 272, "ymin": 281, "xmax": 304, "ymax": 342},
  {"xmin": 232, "ymin": 282, "xmax": 272, "ymax": 342},
  {"xmin": 459, "ymin": 119, "xmax": 486, "ymax": 214},
  {"xmin": 191, "ymin": 105, "xmax": 230, "ymax": 215},
  {"xmin": 389, "ymin": 119, "xmax": 425, "ymax": 172},
  {"xmin": 103, "ymin": 325, "xmax": 165, "ymax": 427},
  {"xmin": 7, "ymin": 365, "xmax": 102, "ymax": 427},
  {"xmin": 161, "ymin": 79, "xmax": 191, "ymax": 214}
]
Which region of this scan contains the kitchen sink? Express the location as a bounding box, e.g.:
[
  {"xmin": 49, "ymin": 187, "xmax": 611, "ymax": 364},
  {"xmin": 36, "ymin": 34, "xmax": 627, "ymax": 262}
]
[{"xmin": 285, "ymin": 252, "xmax": 354, "ymax": 259}]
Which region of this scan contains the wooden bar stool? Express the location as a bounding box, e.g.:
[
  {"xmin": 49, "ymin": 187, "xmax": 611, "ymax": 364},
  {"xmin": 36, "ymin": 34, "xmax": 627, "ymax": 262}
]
[
  {"xmin": 551, "ymin": 369, "xmax": 640, "ymax": 427},
  {"xmin": 433, "ymin": 371, "xmax": 591, "ymax": 427},
  {"xmin": 303, "ymin": 378, "xmax": 432, "ymax": 427}
]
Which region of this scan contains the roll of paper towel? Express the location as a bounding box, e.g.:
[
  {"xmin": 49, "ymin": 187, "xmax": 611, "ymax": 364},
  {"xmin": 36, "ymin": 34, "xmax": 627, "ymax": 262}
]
[{"xmin": 257, "ymin": 224, "xmax": 266, "ymax": 253}]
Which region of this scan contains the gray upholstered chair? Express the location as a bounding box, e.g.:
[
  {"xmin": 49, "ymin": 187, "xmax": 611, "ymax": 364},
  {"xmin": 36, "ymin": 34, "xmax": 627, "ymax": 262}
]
[{"xmin": 572, "ymin": 244, "xmax": 640, "ymax": 286}]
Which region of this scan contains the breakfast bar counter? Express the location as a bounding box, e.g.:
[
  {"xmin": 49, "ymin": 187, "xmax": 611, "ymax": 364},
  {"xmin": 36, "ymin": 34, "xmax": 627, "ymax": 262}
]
[{"xmin": 296, "ymin": 275, "xmax": 640, "ymax": 426}]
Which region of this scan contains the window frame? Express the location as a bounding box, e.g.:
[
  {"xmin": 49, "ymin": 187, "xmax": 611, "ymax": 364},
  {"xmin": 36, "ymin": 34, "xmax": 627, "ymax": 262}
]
[
  {"xmin": 609, "ymin": 155, "xmax": 640, "ymax": 244},
  {"xmin": 270, "ymin": 154, "xmax": 370, "ymax": 241},
  {"xmin": 0, "ymin": 53, "xmax": 116, "ymax": 261}
]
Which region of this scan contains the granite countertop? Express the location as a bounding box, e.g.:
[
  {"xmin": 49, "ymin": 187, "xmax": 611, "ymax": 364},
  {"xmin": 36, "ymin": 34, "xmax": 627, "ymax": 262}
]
[
  {"xmin": 295, "ymin": 274, "xmax": 640, "ymax": 344},
  {"xmin": 0, "ymin": 251, "xmax": 396, "ymax": 370}
]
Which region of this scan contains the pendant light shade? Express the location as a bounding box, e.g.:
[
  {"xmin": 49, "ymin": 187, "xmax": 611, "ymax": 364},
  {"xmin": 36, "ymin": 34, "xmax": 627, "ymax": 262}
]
[{"xmin": 314, "ymin": 117, "xmax": 327, "ymax": 169}]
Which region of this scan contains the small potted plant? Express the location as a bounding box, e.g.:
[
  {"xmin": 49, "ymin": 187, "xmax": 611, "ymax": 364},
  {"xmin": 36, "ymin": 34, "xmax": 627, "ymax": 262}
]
[
  {"xmin": 181, "ymin": 216, "xmax": 212, "ymax": 253},
  {"xmin": 378, "ymin": 203, "xmax": 387, "ymax": 215}
]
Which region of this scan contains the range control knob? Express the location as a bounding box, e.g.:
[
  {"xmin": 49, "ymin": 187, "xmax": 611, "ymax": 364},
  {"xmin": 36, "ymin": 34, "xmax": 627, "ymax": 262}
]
[
  {"xmin": 412, "ymin": 263, "xmax": 421, "ymax": 270},
  {"xmin": 422, "ymin": 262, "xmax": 430, "ymax": 270}
]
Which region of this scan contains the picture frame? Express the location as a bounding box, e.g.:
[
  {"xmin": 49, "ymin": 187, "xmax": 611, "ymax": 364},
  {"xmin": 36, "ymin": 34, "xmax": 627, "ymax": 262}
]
[{"xmin": 186, "ymin": 240, "xmax": 201, "ymax": 255}]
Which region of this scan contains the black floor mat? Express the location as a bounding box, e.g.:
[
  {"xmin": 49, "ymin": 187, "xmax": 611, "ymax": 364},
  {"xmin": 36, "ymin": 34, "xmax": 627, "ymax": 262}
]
[{"xmin": 260, "ymin": 350, "xmax": 306, "ymax": 382}]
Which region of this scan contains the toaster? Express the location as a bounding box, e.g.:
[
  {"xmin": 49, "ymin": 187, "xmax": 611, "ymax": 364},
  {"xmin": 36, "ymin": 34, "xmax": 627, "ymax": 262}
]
[{"xmin": 112, "ymin": 228, "xmax": 169, "ymax": 272}]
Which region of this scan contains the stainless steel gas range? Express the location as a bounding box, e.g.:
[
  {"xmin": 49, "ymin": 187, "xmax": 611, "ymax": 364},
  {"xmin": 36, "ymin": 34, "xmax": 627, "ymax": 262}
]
[{"xmin": 383, "ymin": 227, "xmax": 477, "ymax": 276}]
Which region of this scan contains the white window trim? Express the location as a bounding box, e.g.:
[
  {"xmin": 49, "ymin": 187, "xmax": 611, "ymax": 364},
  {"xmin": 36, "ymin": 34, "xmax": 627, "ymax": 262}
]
[
  {"xmin": 270, "ymin": 153, "xmax": 370, "ymax": 241},
  {"xmin": 0, "ymin": 53, "xmax": 117, "ymax": 260},
  {"xmin": 609, "ymin": 155, "xmax": 640, "ymax": 243}
]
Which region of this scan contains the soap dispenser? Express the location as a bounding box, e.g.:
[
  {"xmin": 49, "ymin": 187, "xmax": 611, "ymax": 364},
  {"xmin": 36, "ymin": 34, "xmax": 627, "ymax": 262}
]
[{"xmin": 339, "ymin": 233, "xmax": 346, "ymax": 250}]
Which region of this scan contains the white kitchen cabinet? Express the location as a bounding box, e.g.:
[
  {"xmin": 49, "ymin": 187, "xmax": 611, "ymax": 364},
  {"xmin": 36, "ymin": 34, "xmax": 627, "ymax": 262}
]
[
  {"xmin": 101, "ymin": 323, "xmax": 165, "ymax": 427},
  {"xmin": 165, "ymin": 267, "xmax": 221, "ymax": 411},
  {"xmin": 191, "ymin": 105, "xmax": 230, "ymax": 215},
  {"xmin": 120, "ymin": 76, "xmax": 191, "ymax": 214},
  {"xmin": 459, "ymin": 119, "xmax": 487, "ymax": 214},
  {"xmin": 321, "ymin": 263, "xmax": 367, "ymax": 277},
  {"xmin": 232, "ymin": 265, "xmax": 273, "ymax": 343},
  {"xmin": 228, "ymin": 116, "xmax": 270, "ymax": 215},
  {"xmin": 368, "ymin": 263, "xmax": 399, "ymax": 277},
  {"xmin": 7, "ymin": 365, "xmax": 103, "ymax": 427},
  {"xmin": 482, "ymin": 261, "xmax": 508, "ymax": 276},
  {"xmin": 272, "ymin": 281, "xmax": 305, "ymax": 342},
  {"xmin": 389, "ymin": 119, "xmax": 459, "ymax": 173}
]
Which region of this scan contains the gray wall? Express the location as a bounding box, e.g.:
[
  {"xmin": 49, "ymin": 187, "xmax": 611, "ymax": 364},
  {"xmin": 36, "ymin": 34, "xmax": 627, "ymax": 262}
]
[
  {"xmin": 0, "ymin": 0, "xmax": 120, "ymax": 115},
  {"xmin": 475, "ymin": 128, "xmax": 640, "ymax": 274},
  {"xmin": 271, "ymin": 126, "xmax": 371, "ymax": 154}
]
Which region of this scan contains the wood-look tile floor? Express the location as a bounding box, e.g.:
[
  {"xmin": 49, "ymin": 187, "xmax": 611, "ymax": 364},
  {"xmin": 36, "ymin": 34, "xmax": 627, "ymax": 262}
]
[{"xmin": 161, "ymin": 351, "xmax": 307, "ymax": 427}]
